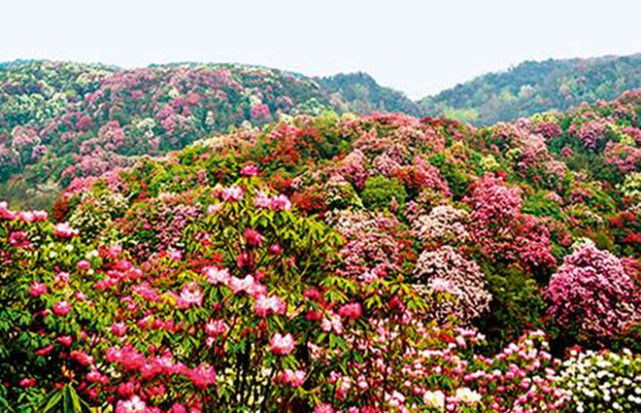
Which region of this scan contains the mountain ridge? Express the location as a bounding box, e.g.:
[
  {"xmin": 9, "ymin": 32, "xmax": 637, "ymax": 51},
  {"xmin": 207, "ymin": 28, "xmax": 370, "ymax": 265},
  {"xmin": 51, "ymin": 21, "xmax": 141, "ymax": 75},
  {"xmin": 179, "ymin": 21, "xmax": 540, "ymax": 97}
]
[{"xmin": 420, "ymin": 52, "xmax": 641, "ymax": 125}]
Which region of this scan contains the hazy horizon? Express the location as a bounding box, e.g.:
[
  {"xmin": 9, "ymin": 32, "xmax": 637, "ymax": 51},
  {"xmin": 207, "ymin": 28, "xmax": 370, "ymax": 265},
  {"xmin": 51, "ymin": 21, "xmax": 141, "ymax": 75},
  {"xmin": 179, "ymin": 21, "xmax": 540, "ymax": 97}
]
[{"xmin": 2, "ymin": 0, "xmax": 640, "ymax": 99}]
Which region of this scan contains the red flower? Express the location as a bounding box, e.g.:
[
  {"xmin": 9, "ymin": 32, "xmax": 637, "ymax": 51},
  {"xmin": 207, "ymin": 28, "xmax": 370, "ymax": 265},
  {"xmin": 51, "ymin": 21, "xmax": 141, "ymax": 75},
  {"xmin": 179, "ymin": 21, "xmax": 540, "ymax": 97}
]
[{"xmin": 52, "ymin": 300, "xmax": 72, "ymax": 317}]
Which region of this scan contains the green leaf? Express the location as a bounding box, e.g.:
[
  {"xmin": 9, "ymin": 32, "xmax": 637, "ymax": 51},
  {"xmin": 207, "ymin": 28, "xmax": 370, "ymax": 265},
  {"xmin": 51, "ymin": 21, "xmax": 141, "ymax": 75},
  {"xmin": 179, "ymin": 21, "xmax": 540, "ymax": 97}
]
[{"xmin": 38, "ymin": 389, "xmax": 63, "ymax": 413}]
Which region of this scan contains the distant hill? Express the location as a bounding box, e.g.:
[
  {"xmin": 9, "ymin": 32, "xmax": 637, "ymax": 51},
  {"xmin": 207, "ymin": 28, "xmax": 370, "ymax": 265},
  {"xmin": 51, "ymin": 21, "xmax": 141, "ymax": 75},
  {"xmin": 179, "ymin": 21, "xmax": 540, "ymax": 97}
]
[
  {"xmin": 317, "ymin": 72, "xmax": 423, "ymax": 117},
  {"xmin": 420, "ymin": 53, "xmax": 641, "ymax": 125},
  {"xmin": 0, "ymin": 60, "xmax": 420, "ymax": 208}
]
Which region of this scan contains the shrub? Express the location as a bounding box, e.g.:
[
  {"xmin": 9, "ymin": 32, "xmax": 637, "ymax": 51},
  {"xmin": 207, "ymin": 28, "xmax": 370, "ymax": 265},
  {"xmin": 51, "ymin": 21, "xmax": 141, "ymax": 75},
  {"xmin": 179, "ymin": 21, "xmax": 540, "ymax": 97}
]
[
  {"xmin": 545, "ymin": 244, "xmax": 640, "ymax": 343},
  {"xmin": 360, "ymin": 175, "xmax": 407, "ymax": 209},
  {"xmin": 558, "ymin": 349, "xmax": 641, "ymax": 412},
  {"xmin": 413, "ymin": 245, "xmax": 492, "ymax": 324}
]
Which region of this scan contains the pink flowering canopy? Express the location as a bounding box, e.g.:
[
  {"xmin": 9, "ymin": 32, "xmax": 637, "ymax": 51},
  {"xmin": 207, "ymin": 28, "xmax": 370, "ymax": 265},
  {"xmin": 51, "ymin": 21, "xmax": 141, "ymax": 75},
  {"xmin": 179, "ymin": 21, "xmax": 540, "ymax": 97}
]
[
  {"xmin": 546, "ymin": 244, "xmax": 640, "ymax": 341},
  {"xmin": 4, "ymin": 80, "xmax": 641, "ymax": 412}
]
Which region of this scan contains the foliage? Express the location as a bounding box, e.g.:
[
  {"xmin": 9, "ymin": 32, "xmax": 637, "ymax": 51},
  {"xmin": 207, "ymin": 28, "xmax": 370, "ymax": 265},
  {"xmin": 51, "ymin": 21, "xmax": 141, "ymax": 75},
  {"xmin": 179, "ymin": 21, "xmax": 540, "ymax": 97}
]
[
  {"xmin": 421, "ymin": 53, "xmax": 641, "ymax": 125},
  {"xmin": 5, "ymin": 70, "xmax": 641, "ymax": 411},
  {"xmin": 360, "ymin": 175, "xmax": 407, "ymax": 209}
]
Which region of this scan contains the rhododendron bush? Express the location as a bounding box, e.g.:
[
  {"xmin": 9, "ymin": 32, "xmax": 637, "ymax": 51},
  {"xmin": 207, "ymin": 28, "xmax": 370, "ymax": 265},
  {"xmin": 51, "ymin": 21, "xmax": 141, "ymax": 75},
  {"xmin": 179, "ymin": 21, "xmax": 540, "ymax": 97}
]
[
  {"xmin": 545, "ymin": 243, "xmax": 641, "ymax": 343},
  {"xmin": 1, "ymin": 191, "xmax": 574, "ymax": 412},
  {"xmin": 1, "ymin": 181, "xmax": 573, "ymax": 412}
]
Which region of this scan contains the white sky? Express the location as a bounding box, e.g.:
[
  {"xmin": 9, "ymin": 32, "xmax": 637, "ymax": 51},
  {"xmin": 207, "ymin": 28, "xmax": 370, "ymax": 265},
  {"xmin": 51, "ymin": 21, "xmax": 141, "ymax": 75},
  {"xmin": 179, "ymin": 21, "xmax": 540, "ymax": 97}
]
[{"xmin": 1, "ymin": 0, "xmax": 640, "ymax": 99}]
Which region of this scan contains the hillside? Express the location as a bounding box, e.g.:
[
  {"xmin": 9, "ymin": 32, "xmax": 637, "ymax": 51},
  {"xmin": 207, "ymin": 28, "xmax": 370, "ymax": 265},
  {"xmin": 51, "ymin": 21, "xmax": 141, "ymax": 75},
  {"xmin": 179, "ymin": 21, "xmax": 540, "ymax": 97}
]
[
  {"xmin": 318, "ymin": 72, "xmax": 423, "ymax": 117},
  {"xmin": 4, "ymin": 85, "xmax": 641, "ymax": 411},
  {"xmin": 421, "ymin": 53, "xmax": 641, "ymax": 125},
  {"xmin": 0, "ymin": 61, "xmax": 420, "ymax": 209}
]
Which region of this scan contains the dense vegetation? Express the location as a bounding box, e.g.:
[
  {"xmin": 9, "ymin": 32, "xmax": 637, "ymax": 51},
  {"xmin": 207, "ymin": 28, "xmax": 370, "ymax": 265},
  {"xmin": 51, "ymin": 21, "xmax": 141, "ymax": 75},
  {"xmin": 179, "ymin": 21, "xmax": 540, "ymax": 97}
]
[
  {"xmin": 421, "ymin": 53, "xmax": 641, "ymax": 125},
  {"xmin": 318, "ymin": 72, "xmax": 423, "ymax": 117},
  {"xmin": 8, "ymin": 54, "xmax": 641, "ymax": 211},
  {"xmin": 5, "ymin": 77, "xmax": 641, "ymax": 411},
  {"xmin": 0, "ymin": 61, "xmax": 419, "ymax": 209}
]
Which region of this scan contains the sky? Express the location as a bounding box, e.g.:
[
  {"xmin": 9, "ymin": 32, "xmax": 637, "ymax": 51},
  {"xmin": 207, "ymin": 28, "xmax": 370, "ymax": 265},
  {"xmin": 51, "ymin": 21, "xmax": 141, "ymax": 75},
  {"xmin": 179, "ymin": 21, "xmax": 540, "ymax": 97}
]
[{"xmin": 2, "ymin": 0, "xmax": 640, "ymax": 99}]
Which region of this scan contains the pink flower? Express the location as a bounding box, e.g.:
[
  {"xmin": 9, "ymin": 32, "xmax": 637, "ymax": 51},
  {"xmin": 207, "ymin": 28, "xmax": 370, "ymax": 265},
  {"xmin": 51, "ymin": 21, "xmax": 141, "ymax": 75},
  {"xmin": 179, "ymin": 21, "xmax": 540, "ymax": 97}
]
[
  {"xmin": 338, "ymin": 303, "xmax": 362, "ymax": 320},
  {"xmin": 221, "ymin": 185, "xmax": 244, "ymax": 202},
  {"xmin": 229, "ymin": 274, "xmax": 265, "ymax": 296},
  {"xmin": 57, "ymin": 335, "xmax": 73, "ymax": 347},
  {"xmin": 244, "ymin": 228, "xmax": 264, "ymax": 247},
  {"xmin": 545, "ymin": 245, "xmax": 638, "ymax": 339},
  {"xmin": 179, "ymin": 283, "xmax": 203, "ymax": 308},
  {"xmin": 269, "ymin": 333, "xmax": 295, "ymax": 355},
  {"xmin": 9, "ymin": 231, "xmax": 31, "ymax": 248},
  {"xmin": 314, "ymin": 403, "xmax": 335, "ymax": 413},
  {"xmin": 0, "ymin": 202, "xmax": 17, "ymax": 220},
  {"xmin": 168, "ymin": 249, "xmax": 183, "ymax": 261},
  {"xmin": 207, "ymin": 203, "xmax": 223, "ymax": 215},
  {"xmin": 29, "ymin": 282, "xmax": 47, "ymax": 297},
  {"xmin": 430, "ymin": 277, "xmax": 455, "ymax": 294},
  {"xmin": 250, "ymin": 103, "xmax": 271, "ymax": 121},
  {"xmin": 276, "ymin": 369, "xmax": 306, "ymax": 387},
  {"xmin": 18, "ymin": 210, "xmax": 48, "ymax": 223},
  {"xmin": 205, "ymin": 266, "xmax": 230, "ymax": 285},
  {"xmin": 240, "ymin": 164, "xmax": 260, "ymax": 176},
  {"xmin": 187, "ymin": 364, "xmax": 216, "ymax": 389},
  {"xmin": 254, "ymin": 190, "xmax": 270, "ymax": 209},
  {"xmin": 321, "ymin": 313, "xmax": 343, "ymax": 335},
  {"xmin": 270, "ymin": 194, "xmax": 292, "ymax": 211},
  {"xmin": 171, "ymin": 404, "xmax": 187, "ymax": 413},
  {"xmin": 270, "ymin": 244, "xmax": 282, "ymax": 255},
  {"xmin": 205, "ymin": 320, "xmax": 229, "ymax": 337},
  {"xmin": 87, "ymin": 369, "xmax": 109, "ymax": 384},
  {"xmin": 112, "ymin": 322, "xmax": 127, "ymax": 336},
  {"xmin": 116, "ymin": 395, "xmax": 147, "ymax": 413},
  {"xmin": 254, "ymin": 294, "xmax": 287, "ymax": 317},
  {"xmin": 53, "ymin": 222, "xmax": 79, "ymax": 239},
  {"xmin": 19, "ymin": 378, "xmax": 35, "ymax": 388},
  {"xmin": 35, "ymin": 345, "xmax": 54, "ymax": 356},
  {"xmin": 71, "ymin": 350, "xmax": 94, "ymax": 366},
  {"xmin": 77, "ymin": 260, "xmax": 91, "ymax": 270},
  {"xmin": 52, "ymin": 300, "xmax": 71, "ymax": 316},
  {"xmin": 54, "ymin": 271, "xmax": 70, "ymax": 285}
]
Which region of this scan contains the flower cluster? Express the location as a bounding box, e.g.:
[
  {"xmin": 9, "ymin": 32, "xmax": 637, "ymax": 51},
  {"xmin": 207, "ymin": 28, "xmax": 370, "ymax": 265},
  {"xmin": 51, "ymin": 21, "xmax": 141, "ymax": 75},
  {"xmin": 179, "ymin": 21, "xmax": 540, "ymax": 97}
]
[
  {"xmin": 559, "ymin": 349, "xmax": 641, "ymax": 412},
  {"xmin": 413, "ymin": 245, "xmax": 492, "ymax": 323},
  {"xmin": 546, "ymin": 244, "xmax": 640, "ymax": 341}
]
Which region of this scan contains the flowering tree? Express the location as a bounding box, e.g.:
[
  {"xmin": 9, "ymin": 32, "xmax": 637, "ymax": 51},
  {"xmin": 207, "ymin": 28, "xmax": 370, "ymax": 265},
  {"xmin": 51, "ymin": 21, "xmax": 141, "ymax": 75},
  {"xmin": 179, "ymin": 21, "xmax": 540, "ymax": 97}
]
[
  {"xmin": 545, "ymin": 244, "xmax": 640, "ymax": 343},
  {"xmin": 413, "ymin": 245, "xmax": 492, "ymax": 324}
]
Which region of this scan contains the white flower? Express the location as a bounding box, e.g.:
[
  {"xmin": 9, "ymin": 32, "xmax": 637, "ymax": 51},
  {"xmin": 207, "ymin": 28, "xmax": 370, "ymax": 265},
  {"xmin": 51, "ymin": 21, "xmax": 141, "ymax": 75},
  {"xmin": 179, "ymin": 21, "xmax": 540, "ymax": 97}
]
[
  {"xmin": 423, "ymin": 390, "xmax": 445, "ymax": 410},
  {"xmin": 455, "ymin": 387, "xmax": 481, "ymax": 405}
]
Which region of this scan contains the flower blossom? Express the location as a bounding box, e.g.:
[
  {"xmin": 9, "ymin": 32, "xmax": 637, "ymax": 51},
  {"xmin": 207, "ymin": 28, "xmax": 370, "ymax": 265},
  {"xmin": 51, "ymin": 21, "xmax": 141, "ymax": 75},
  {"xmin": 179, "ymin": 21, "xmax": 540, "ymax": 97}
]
[
  {"xmin": 244, "ymin": 228, "xmax": 264, "ymax": 246},
  {"xmin": 178, "ymin": 283, "xmax": 203, "ymax": 308},
  {"xmin": 276, "ymin": 369, "xmax": 306, "ymax": 387},
  {"xmin": 221, "ymin": 185, "xmax": 244, "ymax": 202},
  {"xmin": 205, "ymin": 319, "xmax": 229, "ymax": 337},
  {"xmin": 187, "ymin": 363, "xmax": 216, "ymax": 389},
  {"xmin": 254, "ymin": 190, "xmax": 271, "ymax": 208},
  {"xmin": 116, "ymin": 395, "xmax": 147, "ymax": 413},
  {"xmin": 240, "ymin": 164, "xmax": 260, "ymax": 176},
  {"xmin": 52, "ymin": 300, "xmax": 72, "ymax": 316},
  {"xmin": 270, "ymin": 194, "xmax": 292, "ymax": 211},
  {"xmin": 53, "ymin": 222, "xmax": 79, "ymax": 239},
  {"xmin": 338, "ymin": 303, "xmax": 362, "ymax": 320},
  {"xmin": 269, "ymin": 333, "xmax": 295, "ymax": 355},
  {"xmin": 205, "ymin": 266, "xmax": 230, "ymax": 285},
  {"xmin": 29, "ymin": 282, "xmax": 47, "ymax": 297},
  {"xmin": 112, "ymin": 322, "xmax": 127, "ymax": 336},
  {"xmin": 254, "ymin": 294, "xmax": 287, "ymax": 317}
]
